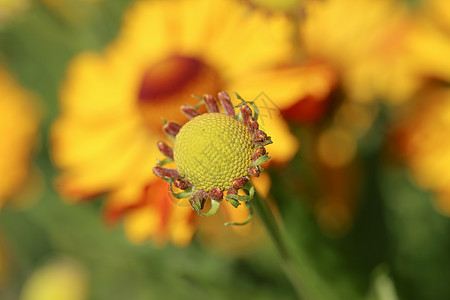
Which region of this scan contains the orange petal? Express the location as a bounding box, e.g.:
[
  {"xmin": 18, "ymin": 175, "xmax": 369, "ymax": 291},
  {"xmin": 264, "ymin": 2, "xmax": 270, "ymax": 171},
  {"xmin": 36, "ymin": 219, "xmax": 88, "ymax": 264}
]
[{"xmin": 122, "ymin": 180, "xmax": 196, "ymax": 246}]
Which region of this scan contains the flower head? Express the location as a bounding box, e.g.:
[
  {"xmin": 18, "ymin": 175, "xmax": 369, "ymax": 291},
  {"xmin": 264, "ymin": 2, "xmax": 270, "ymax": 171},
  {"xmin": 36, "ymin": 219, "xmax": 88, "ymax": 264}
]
[
  {"xmin": 174, "ymin": 113, "xmax": 253, "ymax": 191},
  {"xmin": 153, "ymin": 92, "xmax": 271, "ymax": 221},
  {"xmin": 51, "ymin": 0, "xmax": 332, "ymax": 245}
]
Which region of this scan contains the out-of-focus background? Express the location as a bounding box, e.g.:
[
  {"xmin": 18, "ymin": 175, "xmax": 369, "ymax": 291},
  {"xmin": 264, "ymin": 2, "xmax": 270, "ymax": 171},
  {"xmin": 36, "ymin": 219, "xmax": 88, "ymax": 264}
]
[{"xmin": 1, "ymin": 0, "xmax": 450, "ymax": 299}]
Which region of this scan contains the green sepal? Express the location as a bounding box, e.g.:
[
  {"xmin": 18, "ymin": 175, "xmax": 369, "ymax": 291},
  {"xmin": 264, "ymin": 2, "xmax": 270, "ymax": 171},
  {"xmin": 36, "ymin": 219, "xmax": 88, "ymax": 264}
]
[
  {"xmin": 233, "ymin": 92, "xmax": 260, "ymax": 121},
  {"xmin": 161, "ymin": 117, "xmax": 167, "ymax": 125},
  {"xmin": 193, "ymin": 99, "xmax": 205, "ymax": 110},
  {"xmin": 224, "ymin": 182, "xmax": 255, "ymax": 205},
  {"xmin": 157, "ymin": 157, "xmax": 173, "ymax": 166},
  {"xmin": 223, "ymin": 182, "xmax": 256, "ymax": 226},
  {"xmin": 169, "ymin": 181, "xmax": 195, "ymax": 199},
  {"xmin": 249, "ymin": 102, "xmax": 260, "ymax": 121},
  {"xmin": 166, "ymin": 134, "xmax": 175, "ymax": 143},
  {"xmin": 225, "ymin": 203, "xmax": 254, "ymax": 226},
  {"xmin": 192, "ymin": 199, "xmax": 221, "ymax": 217},
  {"xmin": 188, "ymin": 95, "xmax": 205, "ymax": 110},
  {"xmin": 236, "ymin": 110, "xmax": 243, "ymax": 122},
  {"xmin": 225, "ymin": 196, "xmax": 241, "ymax": 208},
  {"xmin": 261, "ymin": 136, "xmax": 273, "ymax": 146},
  {"xmin": 226, "ymin": 193, "xmax": 252, "ymax": 203},
  {"xmin": 234, "ymin": 92, "xmax": 245, "ymax": 103},
  {"xmin": 190, "ymin": 94, "xmax": 204, "ymax": 101},
  {"xmin": 250, "ymin": 154, "xmax": 271, "ymax": 167},
  {"xmin": 159, "ymin": 177, "xmax": 171, "ymax": 183},
  {"xmin": 243, "ymin": 182, "xmax": 255, "ymax": 198}
]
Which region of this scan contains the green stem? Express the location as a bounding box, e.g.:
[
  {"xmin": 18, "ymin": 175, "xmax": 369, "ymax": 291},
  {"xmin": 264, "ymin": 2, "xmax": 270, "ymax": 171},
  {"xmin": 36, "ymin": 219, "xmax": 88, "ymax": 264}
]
[{"xmin": 252, "ymin": 190, "xmax": 311, "ymax": 300}]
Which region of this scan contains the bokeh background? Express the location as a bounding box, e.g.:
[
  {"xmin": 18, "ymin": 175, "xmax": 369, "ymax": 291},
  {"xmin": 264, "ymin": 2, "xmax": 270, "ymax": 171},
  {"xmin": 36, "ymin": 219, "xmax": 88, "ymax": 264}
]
[{"xmin": 1, "ymin": 0, "xmax": 450, "ymax": 299}]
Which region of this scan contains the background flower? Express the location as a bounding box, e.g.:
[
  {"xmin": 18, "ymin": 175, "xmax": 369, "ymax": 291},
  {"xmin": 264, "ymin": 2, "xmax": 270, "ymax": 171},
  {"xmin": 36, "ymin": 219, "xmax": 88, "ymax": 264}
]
[
  {"xmin": 300, "ymin": 0, "xmax": 450, "ymax": 105},
  {"xmin": 395, "ymin": 87, "xmax": 450, "ymax": 216},
  {"xmin": 20, "ymin": 256, "xmax": 88, "ymax": 300},
  {"xmin": 0, "ymin": 66, "xmax": 39, "ymax": 209},
  {"xmin": 285, "ymin": 0, "xmax": 450, "ymax": 235}
]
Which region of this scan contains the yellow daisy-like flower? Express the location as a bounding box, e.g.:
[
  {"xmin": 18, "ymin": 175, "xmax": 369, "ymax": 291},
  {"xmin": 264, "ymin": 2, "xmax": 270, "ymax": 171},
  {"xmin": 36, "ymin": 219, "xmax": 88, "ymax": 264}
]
[
  {"xmin": 153, "ymin": 91, "xmax": 272, "ymax": 220},
  {"xmin": 52, "ymin": 0, "xmax": 334, "ymax": 245},
  {"xmin": 0, "ymin": 67, "xmax": 39, "ymax": 209},
  {"xmin": 300, "ymin": 0, "xmax": 450, "ymax": 104},
  {"xmin": 300, "ymin": 0, "xmax": 413, "ymax": 104},
  {"xmin": 291, "ymin": 0, "xmax": 411, "ymax": 233}
]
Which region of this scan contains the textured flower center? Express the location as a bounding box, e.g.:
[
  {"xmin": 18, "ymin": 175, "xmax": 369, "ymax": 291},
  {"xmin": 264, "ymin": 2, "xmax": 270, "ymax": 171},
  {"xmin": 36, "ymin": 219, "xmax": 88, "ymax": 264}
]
[
  {"xmin": 173, "ymin": 113, "xmax": 253, "ymax": 191},
  {"xmin": 137, "ymin": 55, "xmax": 222, "ymax": 127}
]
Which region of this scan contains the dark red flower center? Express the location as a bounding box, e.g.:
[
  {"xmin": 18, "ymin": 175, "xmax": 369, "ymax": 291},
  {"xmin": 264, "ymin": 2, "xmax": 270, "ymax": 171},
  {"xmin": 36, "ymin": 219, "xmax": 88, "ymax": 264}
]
[{"xmin": 137, "ymin": 55, "xmax": 222, "ymax": 127}]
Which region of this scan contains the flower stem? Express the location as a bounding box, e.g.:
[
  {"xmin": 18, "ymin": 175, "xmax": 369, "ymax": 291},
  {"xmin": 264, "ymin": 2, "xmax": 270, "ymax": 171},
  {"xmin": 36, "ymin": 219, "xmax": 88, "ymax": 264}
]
[{"xmin": 252, "ymin": 190, "xmax": 311, "ymax": 300}]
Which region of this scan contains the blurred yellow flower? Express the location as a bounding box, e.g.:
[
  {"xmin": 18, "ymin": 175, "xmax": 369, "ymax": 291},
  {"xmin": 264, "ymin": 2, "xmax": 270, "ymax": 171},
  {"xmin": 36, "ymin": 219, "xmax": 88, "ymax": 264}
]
[
  {"xmin": 396, "ymin": 87, "xmax": 450, "ymax": 216},
  {"xmin": 293, "ymin": 0, "xmax": 411, "ymax": 232},
  {"xmin": 20, "ymin": 257, "xmax": 88, "ymax": 300},
  {"xmin": 406, "ymin": 0, "xmax": 450, "ymax": 86},
  {"xmin": 300, "ymin": 0, "xmax": 410, "ymax": 103},
  {"xmin": 295, "ymin": 0, "xmax": 408, "ymax": 169},
  {"xmin": 0, "ymin": 67, "xmax": 39, "ymax": 209},
  {"xmin": 300, "ymin": 0, "xmax": 450, "ymax": 105},
  {"xmin": 51, "ymin": 0, "xmax": 334, "ymax": 245},
  {"xmin": 295, "ymin": 0, "xmax": 450, "ymax": 232}
]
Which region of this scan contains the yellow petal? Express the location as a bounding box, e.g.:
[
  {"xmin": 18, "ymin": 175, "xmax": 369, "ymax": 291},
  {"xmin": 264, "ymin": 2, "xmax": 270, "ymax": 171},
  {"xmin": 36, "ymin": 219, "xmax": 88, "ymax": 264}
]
[{"xmin": 230, "ymin": 63, "xmax": 336, "ymax": 109}]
